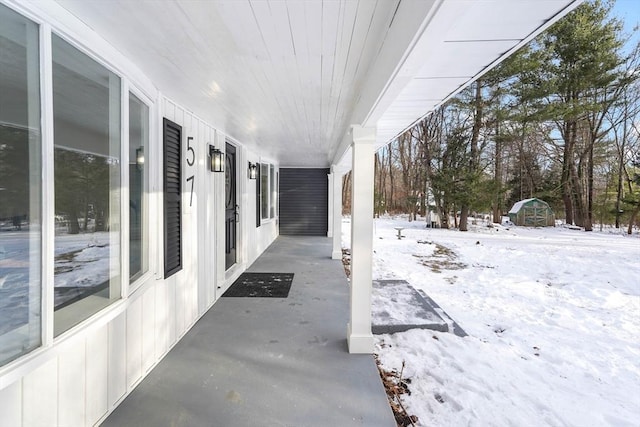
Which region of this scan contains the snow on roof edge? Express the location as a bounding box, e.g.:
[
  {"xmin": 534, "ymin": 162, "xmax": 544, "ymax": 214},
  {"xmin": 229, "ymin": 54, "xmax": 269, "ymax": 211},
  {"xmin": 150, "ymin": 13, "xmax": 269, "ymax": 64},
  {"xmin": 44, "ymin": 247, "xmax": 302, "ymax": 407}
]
[{"xmin": 508, "ymin": 198, "xmax": 537, "ymax": 214}]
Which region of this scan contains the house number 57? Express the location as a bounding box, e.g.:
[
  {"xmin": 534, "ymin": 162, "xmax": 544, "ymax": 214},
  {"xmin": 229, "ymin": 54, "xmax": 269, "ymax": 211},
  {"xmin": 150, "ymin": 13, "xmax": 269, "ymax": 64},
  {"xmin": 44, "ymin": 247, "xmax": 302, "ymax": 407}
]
[{"xmin": 186, "ymin": 136, "xmax": 195, "ymax": 206}]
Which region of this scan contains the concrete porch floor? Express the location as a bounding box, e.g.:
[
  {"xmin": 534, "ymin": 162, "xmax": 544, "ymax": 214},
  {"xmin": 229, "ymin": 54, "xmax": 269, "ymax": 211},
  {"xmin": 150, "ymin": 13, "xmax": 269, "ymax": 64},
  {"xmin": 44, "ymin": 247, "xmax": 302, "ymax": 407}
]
[{"xmin": 101, "ymin": 236, "xmax": 395, "ymax": 427}]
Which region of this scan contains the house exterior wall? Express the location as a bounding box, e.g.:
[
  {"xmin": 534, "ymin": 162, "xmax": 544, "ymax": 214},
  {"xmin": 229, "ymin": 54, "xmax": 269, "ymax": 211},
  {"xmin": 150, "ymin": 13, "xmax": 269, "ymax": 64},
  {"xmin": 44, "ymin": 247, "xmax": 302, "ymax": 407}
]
[{"xmin": 0, "ymin": 1, "xmax": 278, "ymax": 425}]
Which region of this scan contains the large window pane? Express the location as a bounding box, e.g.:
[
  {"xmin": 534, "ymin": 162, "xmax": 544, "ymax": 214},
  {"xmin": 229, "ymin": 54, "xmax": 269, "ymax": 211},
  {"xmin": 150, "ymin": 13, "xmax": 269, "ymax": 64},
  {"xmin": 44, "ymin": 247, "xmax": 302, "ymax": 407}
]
[
  {"xmin": 129, "ymin": 94, "xmax": 148, "ymax": 284},
  {"xmin": 261, "ymin": 163, "xmax": 269, "ymax": 219},
  {"xmin": 52, "ymin": 35, "xmax": 121, "ymax": 336},
  {"xmin": 0, "ymin": 4, "xmax": 41, "ymax": 366}
]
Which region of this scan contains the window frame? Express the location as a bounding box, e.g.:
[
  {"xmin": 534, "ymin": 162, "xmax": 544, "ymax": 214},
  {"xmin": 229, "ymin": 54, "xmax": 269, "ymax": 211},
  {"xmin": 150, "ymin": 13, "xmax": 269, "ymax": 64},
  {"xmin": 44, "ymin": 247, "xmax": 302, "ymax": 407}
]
[
  {"xmin": 126, "ymin": 87, "xmax": 153, "ymax": 293},
  {"xmin": 259, "ymin": 161, "xmax": 278, "ymax": 223},
  {"xmin": 0, "ymin": 3, "xmax": 43, "ymax": 366},
  {"xmin": 0, "ymin": 1, "xmax": 161, "ymax": 373},
  {"xmin": 50, "ymin": 32, "xmax": 124, "ymax": 337},
  {"xmin": 260, "ymin": 162, "xmax": 269, "ymax": 221},
  {"xmin": 269, "ymin": 164, "xmax": 276, "ymax": 219}
]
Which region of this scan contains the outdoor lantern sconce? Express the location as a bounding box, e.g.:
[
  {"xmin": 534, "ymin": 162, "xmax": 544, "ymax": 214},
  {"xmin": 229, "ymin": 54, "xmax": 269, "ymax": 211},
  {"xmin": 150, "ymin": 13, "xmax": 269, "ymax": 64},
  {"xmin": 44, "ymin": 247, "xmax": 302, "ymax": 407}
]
[
  {"xmin": 209, "ymin": 144, "xmax": 224, "ymax": 173},
  {"xmin": 135, "ymin": 147, "xmax": 144, "ymax": 171},
  {"xmin": 248, "ymin": 162, "xmax": 257, "ymax": 179}
]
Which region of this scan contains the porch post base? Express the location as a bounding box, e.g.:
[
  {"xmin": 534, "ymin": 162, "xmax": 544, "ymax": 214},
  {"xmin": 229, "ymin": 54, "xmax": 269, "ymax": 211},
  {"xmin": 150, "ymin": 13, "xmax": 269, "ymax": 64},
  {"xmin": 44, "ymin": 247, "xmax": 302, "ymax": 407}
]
[
  {"xmin": 347, "ymin": 324, "xmax": 374, "ymax": 354},
  {"xmin": 332, "ymin": 250, "xmax": 342, "ymax": 260}
]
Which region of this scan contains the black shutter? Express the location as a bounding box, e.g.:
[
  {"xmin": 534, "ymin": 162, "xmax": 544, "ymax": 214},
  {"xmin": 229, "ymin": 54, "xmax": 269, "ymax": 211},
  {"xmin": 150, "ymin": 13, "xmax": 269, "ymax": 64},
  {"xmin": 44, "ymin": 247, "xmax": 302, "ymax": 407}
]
[
  {"xmin": 256, "ymin": 163, "xmax": 261, "ymax": 228},
  {"xmin": 163, "ymin": 118, "xmax": 182, "ymax": 278},
  {"xmin": 279, "ymin": 168, "xmax": 329, "ymax": 236}
]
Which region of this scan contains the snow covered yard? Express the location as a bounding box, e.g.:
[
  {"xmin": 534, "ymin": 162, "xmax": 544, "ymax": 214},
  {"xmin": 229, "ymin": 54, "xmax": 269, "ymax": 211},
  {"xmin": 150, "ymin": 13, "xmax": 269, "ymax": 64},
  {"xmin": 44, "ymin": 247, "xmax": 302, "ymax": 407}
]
[{"xmin": 342, "ymin": 217, "xmax": 640, "ymax": 426}]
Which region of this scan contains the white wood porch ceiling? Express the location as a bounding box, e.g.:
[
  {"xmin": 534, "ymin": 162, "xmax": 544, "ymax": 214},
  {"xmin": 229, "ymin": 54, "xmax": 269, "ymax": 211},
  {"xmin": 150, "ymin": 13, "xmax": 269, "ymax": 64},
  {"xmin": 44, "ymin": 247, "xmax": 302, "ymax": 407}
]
[{"xmin": 55, "ymin": 0, "xmax": 580, "ymax": 167}]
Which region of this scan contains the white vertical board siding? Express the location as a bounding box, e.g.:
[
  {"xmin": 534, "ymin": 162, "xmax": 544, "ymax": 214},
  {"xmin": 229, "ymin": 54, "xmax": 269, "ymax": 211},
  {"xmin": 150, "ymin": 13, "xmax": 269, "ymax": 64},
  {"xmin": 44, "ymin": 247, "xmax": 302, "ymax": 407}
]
[
  {"xmin": 58, "ymin": 341, "xmax": 86, "ymax": 427},
  {"xmin": 86, "ymin": 324, "xmax": 108, "ymax": 425},
  {"xmin": 180, "ymin": 109, "xmax": 192, "ymax": 337},
  {"xmin": 108, "ymin": 313, "xmax": 127, "ymax": 408},
  {"xmin": 197, "ymin": 120, "xmax": 212, "ymax": 315},
  {"xmin": 0, "ymin": 381, "xmax": 22, "ymax": 426},
  {"xmin": 23, "ymin": 357, "xmax": 57, "ymax": 426},
  {"xmin": 245, "ymin": 153, "xmax": 259, "ymax": 266},
  {"xmin": 126, "ymin": 294, "xmax": 143, "ymax": 388},
  {"xmin": 154, "ymin": 279, "xmax": 170, "ymax": 359},
  {"xmin": 163, "ymin": 99, "xmax": 200, "ymax": 341},
  {"xmin": 141, "ymin": 285, "xmax": 156, "ymax": 374}
]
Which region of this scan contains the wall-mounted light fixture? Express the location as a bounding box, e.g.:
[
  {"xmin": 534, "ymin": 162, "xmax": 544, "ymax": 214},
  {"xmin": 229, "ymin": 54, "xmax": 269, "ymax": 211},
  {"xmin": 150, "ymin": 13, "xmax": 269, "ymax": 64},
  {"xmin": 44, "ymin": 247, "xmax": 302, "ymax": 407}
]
[
  {"xmin": 135, "ymin": 147, "xmax": 144, "ymax": 171},
  {"xmin": 248, "ymin": 162, "xmax": 257, "ymax": 179},
  {"xmin": 209, "ymin": 144, "xmax": 224, "ymax": 172}
]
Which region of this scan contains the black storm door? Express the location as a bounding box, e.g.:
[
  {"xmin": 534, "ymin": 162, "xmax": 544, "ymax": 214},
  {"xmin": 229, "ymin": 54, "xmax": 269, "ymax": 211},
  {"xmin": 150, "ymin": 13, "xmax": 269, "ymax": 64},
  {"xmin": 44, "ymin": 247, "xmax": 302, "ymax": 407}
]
[{"xmin": 225, "ymin": 142, "xmax": 237, "ymax": 270}]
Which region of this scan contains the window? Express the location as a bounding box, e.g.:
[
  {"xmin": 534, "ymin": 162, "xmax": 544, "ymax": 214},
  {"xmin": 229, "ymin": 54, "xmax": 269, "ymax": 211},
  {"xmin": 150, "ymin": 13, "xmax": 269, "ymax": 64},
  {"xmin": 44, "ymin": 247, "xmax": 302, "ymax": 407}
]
[
  {"xmin": 0, "ymin": 4, "xmax": 42, "ymax": 366},
  {"xmin": 269, "ymin": 164, "xmax": 276, "ymax": 219},
  {"xmin": 260, "ymin": 162, "xmax": 277, "ymax": 221},
  {"xmin": 52, "ymin": 34, "xmax": 121, "ymax": 336},
  {"xmin": 129, "ymin": 94, "xmax": 149, "ymax": 284},
  {"xmin": 255, "ymin": 163, "xmax": 261, "ymax": 228},
  {"xmin": 163, "ymin": 118, "xmax": 182, "ymax": 278},
  {"xmin": 261, "ymin": 163, "xmax": 269, "ymax": 220}
]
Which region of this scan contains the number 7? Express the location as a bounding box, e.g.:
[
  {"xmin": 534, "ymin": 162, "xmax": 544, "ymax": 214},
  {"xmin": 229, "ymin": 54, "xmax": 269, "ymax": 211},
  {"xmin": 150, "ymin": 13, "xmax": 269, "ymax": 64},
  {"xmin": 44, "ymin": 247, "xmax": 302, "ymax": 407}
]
[{"xmin": 186, "ymin": 175, "xmax": 194, "ymax": 206}]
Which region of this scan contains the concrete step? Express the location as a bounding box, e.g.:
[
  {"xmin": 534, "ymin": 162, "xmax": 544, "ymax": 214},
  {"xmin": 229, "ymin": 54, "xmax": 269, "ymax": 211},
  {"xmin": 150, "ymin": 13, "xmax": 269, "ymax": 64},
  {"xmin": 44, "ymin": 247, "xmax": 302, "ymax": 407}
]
[{"xmin": 372, "ymin": 279, "xmax": 467, "ymax": 337}]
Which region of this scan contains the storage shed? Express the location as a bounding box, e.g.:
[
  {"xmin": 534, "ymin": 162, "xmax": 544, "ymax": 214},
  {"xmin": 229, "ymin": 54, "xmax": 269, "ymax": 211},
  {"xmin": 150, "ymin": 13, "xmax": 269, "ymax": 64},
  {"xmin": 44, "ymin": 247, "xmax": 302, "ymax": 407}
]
[{"xmin": 508, "ymin": 198, "xmax": 555, "ymax": 226}]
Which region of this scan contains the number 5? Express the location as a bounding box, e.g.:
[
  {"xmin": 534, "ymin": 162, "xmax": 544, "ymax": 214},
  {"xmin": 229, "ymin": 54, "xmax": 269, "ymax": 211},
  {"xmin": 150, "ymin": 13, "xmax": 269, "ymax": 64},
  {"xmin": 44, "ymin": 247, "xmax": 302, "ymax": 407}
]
[{"xmin": 186, "ymin": 136, "xmax": 195, "ymax": 166}]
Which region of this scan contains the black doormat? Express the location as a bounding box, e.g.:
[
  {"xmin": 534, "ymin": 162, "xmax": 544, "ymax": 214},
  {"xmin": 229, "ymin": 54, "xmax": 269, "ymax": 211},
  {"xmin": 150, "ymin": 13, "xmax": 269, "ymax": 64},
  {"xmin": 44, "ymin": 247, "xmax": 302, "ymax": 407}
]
[{"xmin": 222, "ymin": 273, "xmax": 294, "ymax": 298}]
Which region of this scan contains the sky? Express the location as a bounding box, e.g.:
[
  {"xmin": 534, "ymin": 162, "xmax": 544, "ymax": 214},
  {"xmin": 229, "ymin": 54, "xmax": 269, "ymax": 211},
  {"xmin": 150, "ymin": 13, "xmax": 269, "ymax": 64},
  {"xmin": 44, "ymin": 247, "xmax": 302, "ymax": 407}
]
[{"xmin": 611, "ymin": 0, "xmax": 639, "ymax": 50}]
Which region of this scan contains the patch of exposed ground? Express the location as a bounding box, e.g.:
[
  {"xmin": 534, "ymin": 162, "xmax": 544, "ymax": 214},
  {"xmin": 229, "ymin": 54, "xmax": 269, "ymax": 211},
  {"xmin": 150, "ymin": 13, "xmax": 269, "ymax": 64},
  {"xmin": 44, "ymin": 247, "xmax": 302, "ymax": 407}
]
[
  {"xmin": 341, "ymin": 248, "xmax": 351, "ymax": 277},
  {"xmin": 375, "ymin": 349, "xmax": 419, "ymax": 427},
  {"xmin": 412, "ymin": 243, "xmax": 466, "ymax": 273}
]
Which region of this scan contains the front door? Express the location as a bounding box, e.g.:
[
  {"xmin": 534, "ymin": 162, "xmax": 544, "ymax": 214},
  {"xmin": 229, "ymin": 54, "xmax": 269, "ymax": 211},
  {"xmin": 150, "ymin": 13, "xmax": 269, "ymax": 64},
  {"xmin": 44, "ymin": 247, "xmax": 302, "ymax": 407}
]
[{"xmin": 225, "ymin": 143, "xmax": 237, "ymax": 270}]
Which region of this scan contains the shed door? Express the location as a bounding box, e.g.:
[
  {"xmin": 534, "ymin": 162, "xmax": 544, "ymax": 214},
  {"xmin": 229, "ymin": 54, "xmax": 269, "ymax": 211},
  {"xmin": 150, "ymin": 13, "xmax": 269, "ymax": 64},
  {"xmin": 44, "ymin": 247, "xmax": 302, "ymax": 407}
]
[{"xmin": 279, "ymin": 168, "xmax": 329, "ymax": 236}]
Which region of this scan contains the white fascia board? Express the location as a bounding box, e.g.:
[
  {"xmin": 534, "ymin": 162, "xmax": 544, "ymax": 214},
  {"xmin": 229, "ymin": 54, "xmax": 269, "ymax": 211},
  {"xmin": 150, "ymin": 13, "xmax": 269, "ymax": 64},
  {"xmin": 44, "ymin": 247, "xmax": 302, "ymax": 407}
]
[
  {"xmin": 381, "ymin": 0, "xmax": 584, "ymax": 147},
  {"xmin": 340, "ymin": 0, "xmax": 584, "ymax": 160},
  {"xmin": 329, "ymin": 0, "xmax": 439, "ymax": 166},
  {"xmin": 353, "ymin": 0, "xmax": 445, "ymax": 128}
]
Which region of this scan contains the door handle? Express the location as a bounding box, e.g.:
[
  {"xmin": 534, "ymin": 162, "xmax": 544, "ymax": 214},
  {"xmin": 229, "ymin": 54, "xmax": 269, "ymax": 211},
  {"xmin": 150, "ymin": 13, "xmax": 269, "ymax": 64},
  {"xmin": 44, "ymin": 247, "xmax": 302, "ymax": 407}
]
[{"xmin": 234, "ymin": 204, "xmax": 240, "ymax": 222}]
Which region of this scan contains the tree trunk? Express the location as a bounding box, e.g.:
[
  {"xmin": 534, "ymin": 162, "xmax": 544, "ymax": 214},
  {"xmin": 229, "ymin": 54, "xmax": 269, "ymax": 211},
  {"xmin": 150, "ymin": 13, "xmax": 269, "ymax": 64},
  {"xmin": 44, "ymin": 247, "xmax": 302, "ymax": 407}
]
[
  {"xmin": 68, "ymin": 210, "xmax": 80, "ymax": 234},
  {"xmin": 570, "ymin": 163, "xmax": 586, "ymax": 227},
  {"xmin": 561, "ymin": 121, "xmax": 576, "ymax": 225},
  {"xmin": 460, "ymin": 80, "xmax": 483, "ymax": 232},
  {"xmin": 459, "ymin": 205, "xmax": 469, "ymax": 231},
  {"xmin": 627, "ymin": 204, "xmax": 640, "ymax": 235},
  {"xmin": 342, "ymin": 171, "xmax": 352, "ymax": 215},
  {"xmin": 585, "ymin": 142, "xmax": 594, "ymax": 231},
  {"xmin": 493, "ymin": 121, "xmax": 503, "ymax": 224},
  {"xmin": 388, "ymin": 145, "xmax": 394, "ymax": 211}
]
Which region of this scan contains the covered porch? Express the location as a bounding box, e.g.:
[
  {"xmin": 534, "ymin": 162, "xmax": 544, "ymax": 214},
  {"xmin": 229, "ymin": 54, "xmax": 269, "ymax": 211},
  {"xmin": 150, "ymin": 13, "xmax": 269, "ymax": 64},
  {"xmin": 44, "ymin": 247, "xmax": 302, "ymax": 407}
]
[{"xmin": 101, "ymin": 236, "xmax": 395, "ymax": 426}]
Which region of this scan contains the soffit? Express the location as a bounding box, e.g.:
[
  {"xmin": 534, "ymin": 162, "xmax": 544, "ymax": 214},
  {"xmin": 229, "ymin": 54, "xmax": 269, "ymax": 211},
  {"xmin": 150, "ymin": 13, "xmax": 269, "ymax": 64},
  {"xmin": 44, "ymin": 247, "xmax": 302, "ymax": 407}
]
[
  {"xmin": 55, "ymin": 0, "xmax": 409, "ymax": 167},
  {"xmin": 52, "ymin": 0, "xmax": 580, "ymax": 168}
]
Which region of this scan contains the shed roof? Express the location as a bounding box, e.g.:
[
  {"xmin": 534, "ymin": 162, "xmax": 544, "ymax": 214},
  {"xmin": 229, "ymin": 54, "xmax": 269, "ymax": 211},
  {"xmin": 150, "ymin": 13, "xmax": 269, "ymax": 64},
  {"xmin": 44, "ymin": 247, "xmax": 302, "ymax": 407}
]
[{"xmin": 508, "ymin": 198, "xmax": 548, "ymax": 214}]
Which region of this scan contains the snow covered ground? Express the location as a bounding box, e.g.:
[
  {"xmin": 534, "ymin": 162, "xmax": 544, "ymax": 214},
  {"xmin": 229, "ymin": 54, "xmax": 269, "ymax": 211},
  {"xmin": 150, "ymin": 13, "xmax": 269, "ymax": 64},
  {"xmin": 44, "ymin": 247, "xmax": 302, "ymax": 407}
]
[{"xmin": 342, "ymin": 216, "xmax": 640, "ymax": 427}]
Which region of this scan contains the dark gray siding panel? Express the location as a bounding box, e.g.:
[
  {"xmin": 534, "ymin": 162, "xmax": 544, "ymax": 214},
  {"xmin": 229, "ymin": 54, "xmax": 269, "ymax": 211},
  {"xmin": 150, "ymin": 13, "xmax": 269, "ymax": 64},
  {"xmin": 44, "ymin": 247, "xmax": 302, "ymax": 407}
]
[{"xmin": 279, "ymin": 168, "xmax": 329, "ymax": 236}]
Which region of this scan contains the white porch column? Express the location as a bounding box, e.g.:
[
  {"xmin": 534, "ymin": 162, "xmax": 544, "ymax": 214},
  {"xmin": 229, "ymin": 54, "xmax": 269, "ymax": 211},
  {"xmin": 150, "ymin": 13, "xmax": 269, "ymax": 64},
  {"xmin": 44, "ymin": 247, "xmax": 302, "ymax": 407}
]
[
  {"xmin": 348, "ymin": 126, "xmax": 376, "ymax": 354},
  {"xmin": 330, "ymin": 165, "xmax": 344, "ymax": 260}
]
